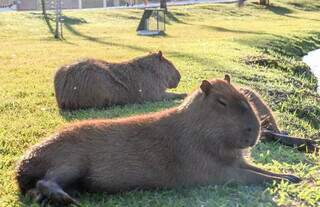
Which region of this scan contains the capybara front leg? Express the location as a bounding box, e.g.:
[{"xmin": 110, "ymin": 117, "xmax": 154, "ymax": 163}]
[
  {"xmin": 33, "ymin": 166, "xmax": 83, "ymax": 206},
  {"xmin": 261, "ymin": 130, "xmax": 319, "ymax": 153},
  {"xmin": 36, "ymin": 180, "xmax": 80, "ymax": 206},
  {"xmin": 221, "ymin": 167, "xmax": 289, "ymax": 185},
  {"xmin": 240, "ymin": 163, "xmax": 301, "ymax": 183},
  {"xmin": 163, "ymin": 92, "xmax": 187, "ymax": 100}
]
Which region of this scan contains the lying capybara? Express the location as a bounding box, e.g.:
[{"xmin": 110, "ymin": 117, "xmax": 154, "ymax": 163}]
[
  {"xmin": 16, "ymin": 75, "xmax": 300, "ymax": 206},
  {"xmin": 239, "ymin": 87, "xmax": 319, "ymax": 153},
  {"xmin": 54, "ymin": 51, "xmax": 186, "ymax": 110}
]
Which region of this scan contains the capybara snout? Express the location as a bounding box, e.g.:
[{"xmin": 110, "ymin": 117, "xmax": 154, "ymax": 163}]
[
  {"xmin": 168, "ymin": 70, "xmax": 181, "ymax": 89},
  {"xmin": 168, "ymin": 66, "xmax": 181, "ymax": 89}
]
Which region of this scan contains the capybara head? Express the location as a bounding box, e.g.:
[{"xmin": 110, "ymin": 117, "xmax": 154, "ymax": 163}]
[
  {"xmin": 139, "ymin": 51, "xmax": 181, "ymax": 89},
  {"xmin": 198, "ymin": 75, "xmax": 260, "ymax": 149}
]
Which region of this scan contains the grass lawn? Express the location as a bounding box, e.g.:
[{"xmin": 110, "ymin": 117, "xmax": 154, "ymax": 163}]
[{"xmin": 1, "ymin": 0, "xmax": 320, "ymax": 206}]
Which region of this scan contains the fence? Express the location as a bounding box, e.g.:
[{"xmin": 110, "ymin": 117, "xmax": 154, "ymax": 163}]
[
  {"xmin": 0, "ymin": 0, "xmax": 15, "ymax": 8},
  {"xmin": 16, "ymin": 0, "xmax": 170, "ymax": 11}
]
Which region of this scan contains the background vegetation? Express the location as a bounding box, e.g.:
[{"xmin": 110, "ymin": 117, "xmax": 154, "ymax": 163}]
[{"xmin": 0, "ymin": 0, "xmax": 319, "ymax": 206}]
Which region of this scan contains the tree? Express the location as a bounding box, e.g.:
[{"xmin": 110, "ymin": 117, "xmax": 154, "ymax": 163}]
[
  {"xmin": 259, "ymin": 0, "xmax": 269, "ymax": 5},
  {"xmin": 41, "ymin": 0, "xmax": 47, "ymax": 16},
  {"xmin": 160, "ymin": 0, "xmax": 167, "ymax": 11},
  {"xmin": 54, "ymin": 0, "xmax": 63, "ymax": 39}
]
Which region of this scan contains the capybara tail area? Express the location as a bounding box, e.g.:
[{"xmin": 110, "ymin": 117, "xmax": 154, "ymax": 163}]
[{"xmin": 15, "ymin": 159, "xmax": 45, "ymax": 195}]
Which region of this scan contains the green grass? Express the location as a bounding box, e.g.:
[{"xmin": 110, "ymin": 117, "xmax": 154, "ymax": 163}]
[{"xmin": 1, "ymin": 0, "xmax": 320, "ymax": 206}]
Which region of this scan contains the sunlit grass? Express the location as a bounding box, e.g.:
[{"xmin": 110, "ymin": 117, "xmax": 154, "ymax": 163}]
[{"xmin": 0, "ymin": 0, "xmax": 319, "ymax": 206}]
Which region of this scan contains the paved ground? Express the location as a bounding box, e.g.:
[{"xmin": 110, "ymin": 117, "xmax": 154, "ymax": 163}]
[
  {"xmin": 0, "ymin": 0, "xmax": 237, "ymax": 12},
  {"xmin": 114, "ymin": 0, "xmax": 237, "ymax": 9}
]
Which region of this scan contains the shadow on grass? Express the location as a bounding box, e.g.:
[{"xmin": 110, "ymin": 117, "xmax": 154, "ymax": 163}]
[
  {"xmin": 201, "ymin": 25, "xmax": 270, "ymax": 35},
  {"xmin": 29, "ymin": 12, "xmax": 89, "ymax": 42},
  {"xmin": 62, "ymin": 19, "xmax": 149, "ymax": 53},
  {"xmin": 59, "ymin": 100, "xmax": 180, "ymax": 121},
  {"xmin": 102, "ymin": 12, "xmax": 141, "ymax": 20},
  {"xmin": 55, "ymin": 14, "xmax": 220, "ymax": 67},
  {"xmin": 262, "ymin": 32, "xmax": 320, "ymax": 58},
  {"xmin": 237, "ymin": 32, "xmax": 320, "ymax": 59},
  {"xmin": 28, "ymin": 12, "xmax": 219, "ymax": 67},
  {"xmin": 288, "ymin": 1, "xmax": 320, "ymax": 12},
  {"xmin": 19, "ymin": 183, "xmax": 277, "ymax": 206},
  {"xmin": 30, "ymin": 12, "xmax": 55, "ymax": 35},
  {"xmin": 265, "ymin": 4, "xmax": 293, "ymax": 16},
  {"xmin": 198, "ymin": 4, "xmax": 252, "ymax": 17},
  {"xmin": 262, "ymin": 3, "xmax": 320, "ymax": 22},
  {"xmin": 74, "ymin": 184, "xmax": 277, "ymax": 206},
  {"xmin": 166, "ymin": 11, "xmax": 188, "ymax": 25}
]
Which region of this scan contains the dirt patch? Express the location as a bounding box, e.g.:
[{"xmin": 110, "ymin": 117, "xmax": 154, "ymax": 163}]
[
  {"xmin": 244, "ymin": 55, "xmax": 278, "ymax": 68},
  {"xmin": 266, "ymin": 89, "xmax": 292, "ymax": 105}
]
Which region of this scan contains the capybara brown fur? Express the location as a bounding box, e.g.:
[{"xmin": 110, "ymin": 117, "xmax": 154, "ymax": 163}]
[
  {"xmin": 239, "ymin": 88, "xmax": 280, "ymax": 133},
  {"xmin": 54, "ymin": 51, "xmax": 186, "ymax": 110},
  {"xmin": 239, "ymin": 87, "xmax": 319, "ymax": 152},
  {"xmin": 16, "ymin": 75, "xmax": 300, "ymax": 206}
]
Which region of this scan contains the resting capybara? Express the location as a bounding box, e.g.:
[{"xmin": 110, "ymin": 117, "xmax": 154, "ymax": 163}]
[
  {"xmin": 16, "ymin": 75, "xmax": 300, "ymax": 206},
  {"xmin": 239, "ymin": 87, "xmax": 319, "ymax": 153},
  {"xmin": 54, "ymin": 51, "xmax": 186, "ymax": 110}
]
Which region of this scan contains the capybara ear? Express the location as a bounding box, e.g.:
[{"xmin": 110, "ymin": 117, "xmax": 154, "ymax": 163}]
[
  {"xmin": 200, "ymin": 80, "xmax": 212, "ymax": 96},
  {"xmin": 224, "ymin": 74, "xmax": 231, "ymax": 84},
  {"xmin": 158, "ymin": 51, "xmax": 163, "ymax": 60}
]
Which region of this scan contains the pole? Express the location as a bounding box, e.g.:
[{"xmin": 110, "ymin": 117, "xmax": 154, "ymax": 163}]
[
  {"xmin": 55, "ymin": 0, "xmax": 62, "ymax": 39},
  {"xmin": 160, "ymin": 0, "xmax": 167, "ymax": 11},
  {"xmin": 41, "ymin": 0, "xmax": 47, "ymax": 16}
]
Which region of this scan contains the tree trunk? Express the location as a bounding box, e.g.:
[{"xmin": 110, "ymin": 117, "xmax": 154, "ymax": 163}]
[
  {"xmin": 54, "ymin": 0, "xmax": 61, "ymax": 39},
  {"xmin": 41, "ymin": 0, "xmax": 47, "ymax": 16},
  {"xmin": 259, "ymin": 0, "xmax": 269, "ymax": 5},
  {"xmin": 160, "ymin": 0, "xmax": 167, "ymax": 11}
]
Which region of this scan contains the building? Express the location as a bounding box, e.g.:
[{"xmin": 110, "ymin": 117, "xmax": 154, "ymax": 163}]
[{"xmin": 0, "ymin": 0, "xmax": 15, "ymax": 8}]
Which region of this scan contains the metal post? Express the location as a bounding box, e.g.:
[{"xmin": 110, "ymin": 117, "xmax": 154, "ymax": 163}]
[
  {"xmin": 157, "ymin": 10, "xmax": 159, "ymax": 31},
  {"xmin": 164, "ymin": 10, "xmax": 166, "ymax": 31}
]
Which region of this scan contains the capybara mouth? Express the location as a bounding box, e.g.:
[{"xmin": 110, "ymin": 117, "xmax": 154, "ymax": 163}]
[
  {"xmin": 169, "ymin": 81, "xmax": 179, "ymax": 89},
  {"xmin": 249, "ymin": 139, "xmax": 258, "ymax": 147}
]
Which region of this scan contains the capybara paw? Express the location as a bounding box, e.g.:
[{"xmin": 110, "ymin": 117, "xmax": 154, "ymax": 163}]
[
  {"xmin": 36, "ymin": 181, "xmax": 81, "ymax": 206},
  {"xmin": 50, "ymin": 189, "xmax": 81, "ymax": 206},
  {"xmin": 34, "ymin": 191, "xmax": 80, "ymax": 207},
  {"xmin": 282, "ymin": 174, "xmax": 302, "ymax": 183},
  {"xmin": 305, "ymin": 139, "xmax": 318, "ymax": 147},
  {"xmin": 26, "ymin": 188, "xmax": 40, "ymax": 200}
]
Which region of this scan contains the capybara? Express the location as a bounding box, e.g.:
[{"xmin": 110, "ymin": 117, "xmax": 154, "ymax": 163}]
[
  {"xmin": 54, "ymin": 51, "xmax": 186, "ymax": 110},
  {"xmin": 240, "ymin": 87, "xmax": 319, "ymax": 153},
  {"xmin": 16, "ymin": 75, "xmax": 300, "ymax": 206}
]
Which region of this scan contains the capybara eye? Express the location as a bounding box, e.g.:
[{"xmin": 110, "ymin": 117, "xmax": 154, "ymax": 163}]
[{"xmin": 217, "ymin": 98, "xmax": 227, "ymax": 107}]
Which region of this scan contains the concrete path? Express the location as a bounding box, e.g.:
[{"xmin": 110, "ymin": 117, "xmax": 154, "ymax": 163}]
[{"xmin": 0, "ymin": 0, "xmax": 238, "ymax": 12}]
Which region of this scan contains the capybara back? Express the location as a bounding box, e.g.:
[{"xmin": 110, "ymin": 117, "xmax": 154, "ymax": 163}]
[{"xmin": 54, "ymin": 52, "xmax": 185, "ymax": 110}]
